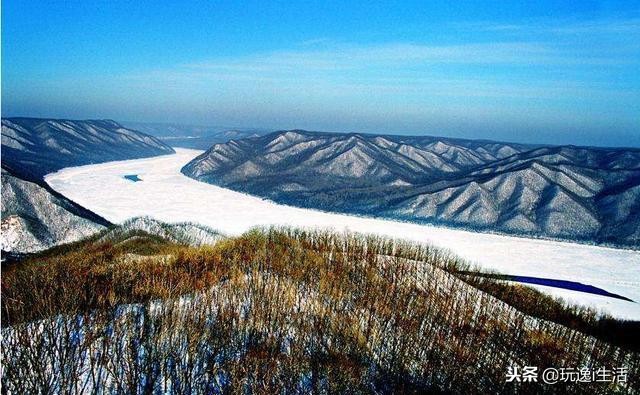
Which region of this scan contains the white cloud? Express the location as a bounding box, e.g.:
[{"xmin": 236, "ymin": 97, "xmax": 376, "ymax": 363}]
[
  {"xmin": 119, "ymin": 38, "xmax": 638, "ymax": 103},
  {"xmin": 182, "ymin": 41, "xmax": 620, "ymax": 73},
  {"xmin": 63, "ymin": 15, "xmax": 639, "ymax": 131}
]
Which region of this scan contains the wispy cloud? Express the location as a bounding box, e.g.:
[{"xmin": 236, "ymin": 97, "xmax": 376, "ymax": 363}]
[
  {"xmin": 122, "ymin": 36, "xmax": 638, "ymax": 93},
  {"xmin": 110, "ymin": 15, "xmax": 639, "ymax": 132},
  {"xmin": 184, "ymin": 41, "xmax": 631, "ymax": 72}
]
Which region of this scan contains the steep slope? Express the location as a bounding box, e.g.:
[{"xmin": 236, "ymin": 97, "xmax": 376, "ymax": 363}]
[
  {"xmin": 1, "ymin": 117, "xmax": 175, "ymax": 182},
  {"xmin": 182, "ymin": 130, "xmax": 640, "ymax": 246},
  {"xmin": 182, "ymin": 130, "xmax": 533, "ymax": 189},
  {"xmin": 1, "ymin": 117, "xmax": 176, "ymax": 254},
  {"xmin": 1, "ymin": 167, "xmax": 110, "ymax": 254}
]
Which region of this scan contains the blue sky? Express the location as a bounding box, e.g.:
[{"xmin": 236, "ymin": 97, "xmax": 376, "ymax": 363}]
[{"xmin": 2, "ymin": 1, "xmax": 640, "ymax": 146}]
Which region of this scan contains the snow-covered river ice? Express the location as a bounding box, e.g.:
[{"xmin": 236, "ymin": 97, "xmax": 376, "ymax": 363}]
[{"xmin": 45, "ymin": 149, "xmax": 640, "ymax": 320}]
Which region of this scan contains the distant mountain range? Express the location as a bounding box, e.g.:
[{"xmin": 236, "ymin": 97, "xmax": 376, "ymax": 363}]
[
  {"xmin": 182, "ymin": 130, "xmax": 640, "ymax": 247},
  {"xmin": 1, "ymin": 117, "xmax": 175, "ymax": 254},
  {"xmin": 122, "ymin": 121, "xmax": 220, "ymax": 137},
  {"xmin": 123, "ymin": 121, "xmax": 271, "ymax": 150},
  {"xmin": 158, "ymin": 130, "xmax": 268, "ymax": 150}
]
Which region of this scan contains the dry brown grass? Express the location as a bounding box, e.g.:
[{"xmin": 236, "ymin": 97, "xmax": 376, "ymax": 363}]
[{"xmin": 2, "ymin": 227, "xmax": 639, "ymax": 394}]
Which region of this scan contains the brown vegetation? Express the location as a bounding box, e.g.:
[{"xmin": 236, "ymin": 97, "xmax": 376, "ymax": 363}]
[{"xmin": 2, "ymin": 227, "xmax": 639, "ymax": 393}]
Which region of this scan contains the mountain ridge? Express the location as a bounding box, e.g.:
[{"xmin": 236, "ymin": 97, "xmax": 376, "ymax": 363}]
[
  {"xmin": 1, "ymin": 117, "xmax": 176, "ymax": 254},
  {"xmin": 2, "ymin": 117, "xmax": 175, "ymax": 183},
  {"xmin": 182, "ymin": 129, "xmax": 640, "ymax": 247}
]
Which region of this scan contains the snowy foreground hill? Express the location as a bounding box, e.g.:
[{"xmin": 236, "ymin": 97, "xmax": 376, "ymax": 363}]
[
  {"xmin": 182, "ymin": 130, "xmax": 640, "ymax": 247},
  {"xmin": 2, "ymin": 218, "xmax": 638, "ymax": 394},
  {"xmin": 45, "ymin": 149, "xmax": 640, "ymax": 320},
  {"xmin": 1, "ymin": 117, "xmax": 175, "ymax": 254}
]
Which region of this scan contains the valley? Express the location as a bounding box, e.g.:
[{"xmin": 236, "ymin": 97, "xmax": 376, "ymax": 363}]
[
  {"xmin": 45, "ymin": 148, "xmax": 640, "ymax": 320},
  {"xmin": 4, "ymin": 2, "xmax": 639, "ymax": 391}
]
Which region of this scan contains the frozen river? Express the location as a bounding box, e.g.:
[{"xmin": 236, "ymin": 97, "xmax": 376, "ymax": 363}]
[{"xmin": 45, "ymin": 149, "xmax": 640, "ymax": 320}]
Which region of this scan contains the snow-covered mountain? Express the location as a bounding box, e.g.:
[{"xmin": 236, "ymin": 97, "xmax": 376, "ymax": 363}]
[
  {"xmin": 99, "ymin": 216, "xmax": 223, "ymax": 246},
  {"xmin": 1, "ymin": 166, "xmax": 109, "ymax": 255},
  {"xmin": 2, "ymin": 117, "xmax": 174, "ymax": 182},
  {"xmin": 182, "ymin": 130, "xmax": 533, "ymax": 188},
  {"xmin": 182, "ymin": 130, "xmax": 640, "ymax": 247},
  {"xmin": 1, "ymin": 117, "xmax": 176, "ymax": 254}
]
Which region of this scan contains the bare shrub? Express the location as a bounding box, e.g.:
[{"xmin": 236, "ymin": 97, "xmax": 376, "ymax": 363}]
[{"xmin": 2, "ymin": 227, "xmax": 638, "ymax": 393}]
